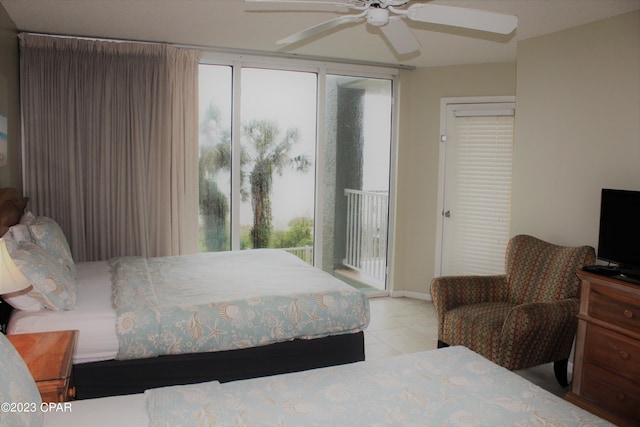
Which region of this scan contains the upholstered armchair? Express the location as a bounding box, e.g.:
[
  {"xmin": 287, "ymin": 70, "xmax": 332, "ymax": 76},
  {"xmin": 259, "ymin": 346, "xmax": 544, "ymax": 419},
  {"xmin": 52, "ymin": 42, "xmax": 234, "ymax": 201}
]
[{"xmin": 430, "ymin": 234, "xmax": 595, "ymax": 386}]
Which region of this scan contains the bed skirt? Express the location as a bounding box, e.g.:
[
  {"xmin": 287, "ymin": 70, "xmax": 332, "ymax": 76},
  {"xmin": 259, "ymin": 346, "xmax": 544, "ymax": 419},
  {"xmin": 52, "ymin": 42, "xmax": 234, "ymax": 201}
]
[{"xmin": 73, "ymin": 331, "xmax": 365, "ymax": 399}]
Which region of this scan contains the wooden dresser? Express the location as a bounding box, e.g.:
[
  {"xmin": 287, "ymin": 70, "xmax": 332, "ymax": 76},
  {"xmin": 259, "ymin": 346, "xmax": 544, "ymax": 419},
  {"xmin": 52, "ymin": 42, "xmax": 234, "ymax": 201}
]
[{"xmin": 566, "ymin": 271, "xmax": 640, "ymax": 427}]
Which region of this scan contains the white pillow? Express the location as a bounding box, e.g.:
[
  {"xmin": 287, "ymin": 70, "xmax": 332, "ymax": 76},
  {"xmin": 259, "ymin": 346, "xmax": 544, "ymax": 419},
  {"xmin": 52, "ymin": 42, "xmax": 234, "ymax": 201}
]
[
  {"xmin": 0, "ymin": 333, "xmax": 43, "ymax": 427},
  {"xmin": 19, "ymin": 210, "xmax": 36, "ymax": 225},
  {"xmin": 2, "ymin": 290, "xmax": 45, "ymax": 311},
  {"xmin": 9, "ymin": 223, "xmax": 32, "ymax": 244},
  {"xmin": 2, "ymin": 230, "xmax": 17, "ymax": 253}
]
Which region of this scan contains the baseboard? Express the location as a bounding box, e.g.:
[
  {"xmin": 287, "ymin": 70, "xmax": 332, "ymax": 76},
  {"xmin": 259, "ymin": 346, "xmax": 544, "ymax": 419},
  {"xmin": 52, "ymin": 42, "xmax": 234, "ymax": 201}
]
[
  {"xmin": 364, "ymin": 289, "xmax": 390, "ymax": 298},
  {"xmin": 389, "ymin": 290, "xmax": 432, "ymax": 301}
]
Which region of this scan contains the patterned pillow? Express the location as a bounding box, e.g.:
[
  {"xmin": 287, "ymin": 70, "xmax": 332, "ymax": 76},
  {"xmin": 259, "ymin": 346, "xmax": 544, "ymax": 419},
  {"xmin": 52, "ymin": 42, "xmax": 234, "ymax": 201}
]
[
  {"xmin": 0, "ymin": 333, "xmax": 43, "ymax": 427},
  {"xmin": 28, "ymin": 217, "xmax": 76, "ymax": 277},
  {"xmin": 0, "ymin": 234, "xmax": 44, "ymax": 311},
  {"xmin": 11, "ymin": 242, "xmax": 77, "ymax": 311}
]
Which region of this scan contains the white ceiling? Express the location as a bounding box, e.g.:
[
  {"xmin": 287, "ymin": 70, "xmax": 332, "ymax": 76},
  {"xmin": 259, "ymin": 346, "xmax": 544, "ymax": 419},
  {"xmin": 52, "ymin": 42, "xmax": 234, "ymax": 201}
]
[{"xmin": 1, "ymin": 0, "xmax": 638, "ymax": 68}]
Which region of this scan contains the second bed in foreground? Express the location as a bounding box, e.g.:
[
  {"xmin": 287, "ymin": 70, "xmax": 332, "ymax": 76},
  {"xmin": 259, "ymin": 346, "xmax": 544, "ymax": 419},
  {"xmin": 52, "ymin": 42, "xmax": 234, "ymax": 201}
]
[{"xmin": 41, "ymin": 346, "xmax": 614, "ymax": 427}]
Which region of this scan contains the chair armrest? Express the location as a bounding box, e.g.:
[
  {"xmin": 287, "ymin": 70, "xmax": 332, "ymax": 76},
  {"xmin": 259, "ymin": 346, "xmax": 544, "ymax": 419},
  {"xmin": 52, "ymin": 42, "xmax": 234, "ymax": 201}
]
[
  {"xmin": 430, "ymin": 275, "xmax": 508, "ymax": 339},
  {"xmin": 500, "ymin": 298, "xmax": 580, "ymax": 369}
]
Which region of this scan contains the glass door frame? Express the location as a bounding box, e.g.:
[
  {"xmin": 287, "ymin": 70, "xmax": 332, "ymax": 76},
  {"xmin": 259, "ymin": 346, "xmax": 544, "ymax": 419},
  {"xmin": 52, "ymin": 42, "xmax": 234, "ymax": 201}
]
[{"xmin": 200, "ymin": 52, "xmax": 400, "ymax": 291}]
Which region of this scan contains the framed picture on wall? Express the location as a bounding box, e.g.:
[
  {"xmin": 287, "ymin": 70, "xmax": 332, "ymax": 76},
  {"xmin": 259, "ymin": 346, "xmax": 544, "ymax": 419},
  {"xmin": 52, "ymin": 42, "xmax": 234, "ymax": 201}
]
[
  {"xmin": 0, "ymin": 114, "xmax": 6, "ymax": 167},
  {"xmin": 0, "ymin": 73, "xmax": 6, "ymax": 167}
]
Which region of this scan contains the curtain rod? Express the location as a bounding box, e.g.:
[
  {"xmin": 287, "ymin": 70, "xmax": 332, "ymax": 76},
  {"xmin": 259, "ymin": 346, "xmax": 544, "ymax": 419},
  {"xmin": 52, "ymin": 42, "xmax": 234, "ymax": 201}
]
[
  {"xmin": 21, "ymin": 32, "xmax": 416, "ymax": 71},
  {"xmin": 176, "ymin": 43, "xmax": 416, "ymax": 71}
]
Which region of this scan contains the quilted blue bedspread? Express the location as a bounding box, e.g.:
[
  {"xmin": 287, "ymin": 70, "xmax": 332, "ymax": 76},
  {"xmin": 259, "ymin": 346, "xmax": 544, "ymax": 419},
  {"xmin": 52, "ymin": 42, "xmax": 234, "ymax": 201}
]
[
  {"xmin": 145, "ymin": 346, "xmax": 614, "ymax": 427},
  {"xmin": 110, "ymin": 249, "xmax": 370, "ymax": 360}
]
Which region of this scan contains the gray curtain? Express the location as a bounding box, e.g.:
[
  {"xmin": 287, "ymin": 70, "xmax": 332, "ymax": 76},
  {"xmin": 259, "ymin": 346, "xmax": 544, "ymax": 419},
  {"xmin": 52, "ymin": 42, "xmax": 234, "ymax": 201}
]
[{"xmin": 20, "ymin": 34, "xmax": 200, "ymax": 261}]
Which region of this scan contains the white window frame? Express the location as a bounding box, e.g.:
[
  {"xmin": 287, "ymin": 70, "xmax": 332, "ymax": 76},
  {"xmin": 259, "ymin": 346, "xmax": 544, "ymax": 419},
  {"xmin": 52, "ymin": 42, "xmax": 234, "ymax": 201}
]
[{"xmin": 198, "ymin": 51, "xmax": 400, "ymax": 289}]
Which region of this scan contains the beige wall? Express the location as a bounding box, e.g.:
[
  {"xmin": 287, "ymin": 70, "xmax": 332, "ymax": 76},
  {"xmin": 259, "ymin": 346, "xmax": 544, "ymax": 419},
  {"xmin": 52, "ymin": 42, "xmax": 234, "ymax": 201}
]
[
  {"xmin": 3, "ymin": 4, "xmax": 636, "ymax": 293},
  {"xmin": 392, "ymin": 10, "xmax": 639, "ymax": 298},
  {"xmin": 511, "ymin": 10, "xmax": 640, "ymax": 248},
  {"xmin": 393, "ymin": 62, "xmax": 517, "ymax": 297},
  {"xmin": 0, "ymin": 3, "xmax": 21, "ymax": 190}
]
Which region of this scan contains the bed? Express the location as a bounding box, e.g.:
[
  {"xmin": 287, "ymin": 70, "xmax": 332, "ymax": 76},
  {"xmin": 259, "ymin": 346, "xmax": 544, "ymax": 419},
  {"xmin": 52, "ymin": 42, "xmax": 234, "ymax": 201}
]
[
  {"xmin": 0, "ymin": 328, "xmax": 614, "ymax": 427},
  {"xmin": 0, "ymin": 188, "xmax": 369, "ymax": 399}
]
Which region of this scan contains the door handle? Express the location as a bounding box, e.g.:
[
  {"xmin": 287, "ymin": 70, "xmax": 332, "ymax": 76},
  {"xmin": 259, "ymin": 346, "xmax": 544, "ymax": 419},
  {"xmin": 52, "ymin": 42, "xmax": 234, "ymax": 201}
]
[{"xmin": 443, "ymin": 210, "xmax": 451, "ymax": 218}]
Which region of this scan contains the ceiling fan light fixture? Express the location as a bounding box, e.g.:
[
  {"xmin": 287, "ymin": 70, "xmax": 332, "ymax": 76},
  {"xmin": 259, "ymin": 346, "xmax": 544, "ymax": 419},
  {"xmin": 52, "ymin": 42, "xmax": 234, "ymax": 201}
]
[
  {"xmin": 367, "ymin": 8, "xmax": 389, "ymax": 27},
  {"xmin": 259, "ymin": 0, "xmax": 519, "ymax": 56}
]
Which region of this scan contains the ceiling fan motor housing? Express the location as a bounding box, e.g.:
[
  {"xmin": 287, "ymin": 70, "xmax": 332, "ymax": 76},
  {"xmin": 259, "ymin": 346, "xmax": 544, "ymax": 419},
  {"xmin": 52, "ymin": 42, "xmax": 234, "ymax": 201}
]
[{"xmin": 367, "ymin": 8, "xmax": 389, "ymax": 26}]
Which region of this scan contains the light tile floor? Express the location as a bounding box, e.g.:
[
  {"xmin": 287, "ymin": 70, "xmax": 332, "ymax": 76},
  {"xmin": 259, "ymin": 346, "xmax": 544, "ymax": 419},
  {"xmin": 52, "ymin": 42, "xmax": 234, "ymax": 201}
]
[{"xmin": 365, "ymin": 296, "xmax": 568, "ymax": 397}]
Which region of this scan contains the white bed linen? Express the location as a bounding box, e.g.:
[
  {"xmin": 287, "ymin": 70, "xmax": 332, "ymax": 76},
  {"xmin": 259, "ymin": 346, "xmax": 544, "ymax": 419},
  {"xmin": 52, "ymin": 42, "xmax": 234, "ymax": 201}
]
[
  {"xmin": 7, "ymin": 261, "xmax": 118, "ymax": 364},
  {"xmin": 42, "ymin": 394, "xmax": 148, "ymax": 427}
]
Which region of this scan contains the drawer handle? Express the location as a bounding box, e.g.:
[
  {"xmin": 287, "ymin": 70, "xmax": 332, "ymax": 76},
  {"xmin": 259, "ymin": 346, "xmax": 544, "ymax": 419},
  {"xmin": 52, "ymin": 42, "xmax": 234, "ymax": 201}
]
[
  {"xmin": 623, "ymin": 309, "xmax": 634, "ymax": 319},
  {"xmin": 616, "ymin": 392, "xmax": 626, "ymax": 402},
  {"xmin": 620, "ymin": 351, "xmax": 630, "ymax": 360}
]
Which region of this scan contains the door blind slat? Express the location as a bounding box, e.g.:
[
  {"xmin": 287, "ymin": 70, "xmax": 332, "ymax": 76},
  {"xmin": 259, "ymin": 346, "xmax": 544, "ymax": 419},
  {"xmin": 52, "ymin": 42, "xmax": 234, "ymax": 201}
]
[{"xmin": 445, "ymin": 114, "xmax": 514, "ymax": 276}]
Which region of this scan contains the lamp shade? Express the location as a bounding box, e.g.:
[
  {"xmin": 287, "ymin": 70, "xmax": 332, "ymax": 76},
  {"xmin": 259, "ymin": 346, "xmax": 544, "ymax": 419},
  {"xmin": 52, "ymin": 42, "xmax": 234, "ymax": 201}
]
[{"xmin": 0, "ymin": 239, "xmax": 30, "ymax": 294}]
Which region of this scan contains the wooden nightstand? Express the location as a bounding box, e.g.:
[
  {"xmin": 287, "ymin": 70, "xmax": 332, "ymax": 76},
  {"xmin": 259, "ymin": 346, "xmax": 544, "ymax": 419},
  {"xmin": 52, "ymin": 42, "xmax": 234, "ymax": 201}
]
[{"xmin": 7, "ymin": 330, "xmax": 78, "ymax": 402}]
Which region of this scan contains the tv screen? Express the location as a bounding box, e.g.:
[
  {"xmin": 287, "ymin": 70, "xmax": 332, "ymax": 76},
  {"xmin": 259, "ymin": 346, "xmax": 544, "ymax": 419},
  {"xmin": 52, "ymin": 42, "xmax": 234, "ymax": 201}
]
[{"xmin": 597, "ymin": 189, "xmax": 640, "ymax": 271}]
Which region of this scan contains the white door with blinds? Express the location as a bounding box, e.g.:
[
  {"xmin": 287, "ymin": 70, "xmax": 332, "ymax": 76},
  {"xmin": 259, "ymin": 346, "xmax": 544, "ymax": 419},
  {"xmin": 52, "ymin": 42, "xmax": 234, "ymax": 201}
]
[{"xmin": 437, "ymin": 100, "xmax": 515, "ymax": 276}]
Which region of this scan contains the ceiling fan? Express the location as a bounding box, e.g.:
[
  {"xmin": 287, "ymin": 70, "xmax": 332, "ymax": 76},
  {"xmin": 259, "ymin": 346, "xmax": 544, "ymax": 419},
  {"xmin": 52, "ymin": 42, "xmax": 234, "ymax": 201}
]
[{"xmin": 245, "ymin": 0, "xmax": 518, "ymax": 56}]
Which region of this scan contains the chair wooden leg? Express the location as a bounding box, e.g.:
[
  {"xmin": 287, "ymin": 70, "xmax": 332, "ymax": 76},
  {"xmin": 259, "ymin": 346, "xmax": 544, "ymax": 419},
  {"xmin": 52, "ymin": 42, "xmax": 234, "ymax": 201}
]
[
  {"xmin": 553, "ymin": 358, "xmax": 569, "ymax": 387},
  {"xmin": 437, "ymin": 340, "xmax": 449, "ymax": 349}
]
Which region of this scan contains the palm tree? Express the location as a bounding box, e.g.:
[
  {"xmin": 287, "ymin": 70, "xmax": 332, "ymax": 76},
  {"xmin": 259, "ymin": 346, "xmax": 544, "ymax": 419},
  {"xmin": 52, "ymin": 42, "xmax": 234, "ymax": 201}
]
[
  {"xmin": 199, "ymin": 104, "xmax": 232, "ymax": 251},
  {"xmin": 243, "ymin": 119, "xmax": 311, "ymax": 249},
  {"xmin": 199, "ymin": 106, "xmax": 311, "ymax": 251}
]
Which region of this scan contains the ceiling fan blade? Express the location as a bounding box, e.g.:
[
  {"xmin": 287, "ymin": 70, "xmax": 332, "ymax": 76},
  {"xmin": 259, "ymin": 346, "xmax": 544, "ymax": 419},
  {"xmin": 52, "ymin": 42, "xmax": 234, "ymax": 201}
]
[
  {"xmin": 245, "ymin": 0, "xmax": 351, "ymax": 6},
  {"xmin": 380, "ymin": 18, "xmax": 420, "ymax": 55},
  {"xmin": 405, "ymin": 4, "xmax": 517, "ymax": 35},
  {"xmin": 277, "ymin": 12, "xmax": 366, "ymax": 45}
]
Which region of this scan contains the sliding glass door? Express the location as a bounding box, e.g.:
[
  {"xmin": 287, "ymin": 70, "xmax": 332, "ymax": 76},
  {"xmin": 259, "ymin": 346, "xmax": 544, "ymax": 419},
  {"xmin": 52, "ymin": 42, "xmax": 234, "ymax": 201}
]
[
  {"xmin": 323, "ymin": 75, "xmax": 392, "ymax": 291},
  {"xmin": 198, "ymin": 65, "xmax": 232, "ymax": 252},
  {"xmin": 239, "ymin": 69, "xmax": 317, "ymax": 260},
  {"xmin": 198, "ymin": 59, "xmax": 396, "ymax": 291}
]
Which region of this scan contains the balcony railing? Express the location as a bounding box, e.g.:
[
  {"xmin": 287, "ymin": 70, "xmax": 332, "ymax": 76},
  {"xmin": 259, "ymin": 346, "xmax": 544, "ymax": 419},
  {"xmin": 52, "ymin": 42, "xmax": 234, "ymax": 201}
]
[
  {"xmin": 343, "ymin": 189, "xmax": 389, "ymax": 282},
  {"xmin": 283, "ymin": 245, "xmax": 314, "ymax": 264}
]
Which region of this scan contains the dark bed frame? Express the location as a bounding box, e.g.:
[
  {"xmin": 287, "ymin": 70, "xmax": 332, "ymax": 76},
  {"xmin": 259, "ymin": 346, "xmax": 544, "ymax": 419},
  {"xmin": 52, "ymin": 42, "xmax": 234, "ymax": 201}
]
[
  {"xmin": 74, "ymin": 332, "xmax": 364, "ymax": 399},
  {"xmin": 0, "ymin": 188, "xmax": 366, "ymax": 399}
]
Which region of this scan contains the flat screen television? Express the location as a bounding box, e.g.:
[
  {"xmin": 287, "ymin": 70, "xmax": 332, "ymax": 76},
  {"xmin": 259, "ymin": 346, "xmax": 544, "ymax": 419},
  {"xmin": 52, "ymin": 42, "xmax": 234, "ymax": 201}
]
[{"xmin": 596, "ymin": 188, "xmax": 640, "ymax": 277}]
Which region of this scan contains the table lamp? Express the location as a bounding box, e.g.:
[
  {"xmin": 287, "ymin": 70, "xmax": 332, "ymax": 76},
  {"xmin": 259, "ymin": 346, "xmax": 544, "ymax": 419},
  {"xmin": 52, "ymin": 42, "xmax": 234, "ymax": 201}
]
[{"xmin": 0, "ymin": 238, "xmax": 30, "ymax": 295}]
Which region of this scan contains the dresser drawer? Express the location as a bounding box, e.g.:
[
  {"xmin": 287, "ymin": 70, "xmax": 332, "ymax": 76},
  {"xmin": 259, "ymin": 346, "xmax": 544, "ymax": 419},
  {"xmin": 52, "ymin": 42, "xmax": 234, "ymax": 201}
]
[
  {"xmin": 584, "ymin": 323, "xmax": 640, "ymax": 381},
  {"xmin": 581, "ymin": 362, "xmax": 640, "ymax": 423},
  {"xmin": 589, "ymin": 284, "xmax": 640, "ymax": 334}
]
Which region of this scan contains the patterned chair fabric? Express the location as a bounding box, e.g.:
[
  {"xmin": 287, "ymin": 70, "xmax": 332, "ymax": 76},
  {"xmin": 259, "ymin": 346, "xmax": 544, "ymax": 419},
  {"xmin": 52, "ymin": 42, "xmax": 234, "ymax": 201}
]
[{"xmin": 431, "ymin": 235, "xmax": 595, "ymax": 381}]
